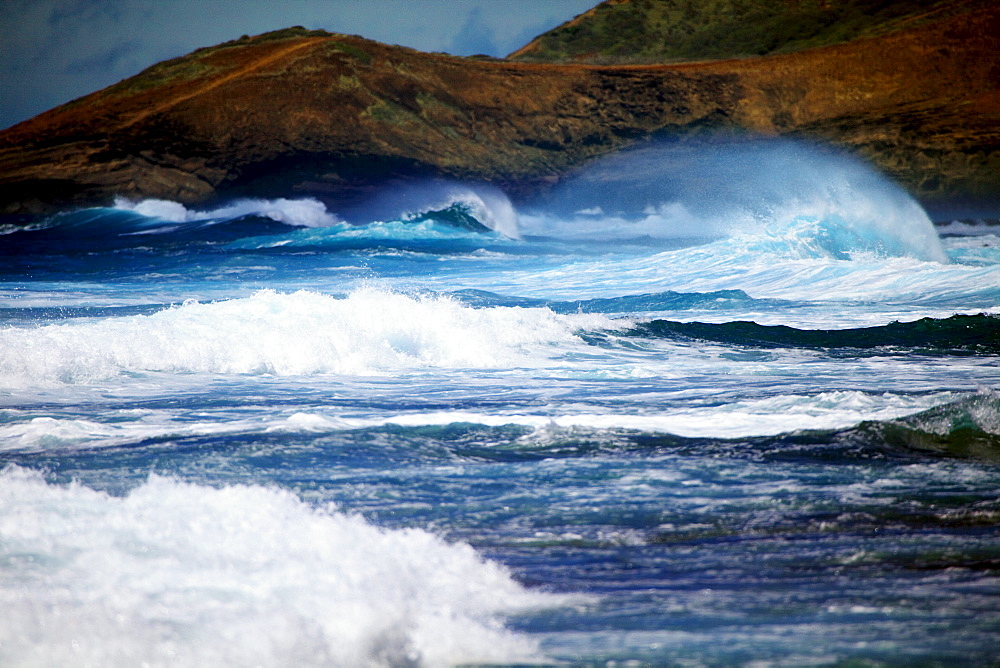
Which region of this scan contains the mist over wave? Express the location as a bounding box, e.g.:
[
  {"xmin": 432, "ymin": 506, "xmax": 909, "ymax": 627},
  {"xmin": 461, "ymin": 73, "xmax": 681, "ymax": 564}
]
[{"xmin": 521, "ymin": 139, "xmax": 947, "ymax": 262}]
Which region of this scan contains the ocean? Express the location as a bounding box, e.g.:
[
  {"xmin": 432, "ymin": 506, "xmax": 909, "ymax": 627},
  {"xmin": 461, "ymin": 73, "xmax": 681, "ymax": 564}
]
[{"xmin": 1, "ymin": 141, "xmax": 998, "ymax": 666}]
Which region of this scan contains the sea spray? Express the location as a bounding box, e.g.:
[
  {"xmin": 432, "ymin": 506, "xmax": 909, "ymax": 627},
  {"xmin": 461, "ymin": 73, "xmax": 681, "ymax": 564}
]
[
  {"xmin": 0, "ymin": 467, "xmax": 561, "ymax": 666},
  {"xmin": 521, "ymin": 139, "xmax": 948, "ymax": 262}
]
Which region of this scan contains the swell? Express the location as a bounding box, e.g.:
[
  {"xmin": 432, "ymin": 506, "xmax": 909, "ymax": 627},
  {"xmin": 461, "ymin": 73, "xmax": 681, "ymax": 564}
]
[
  {"xmin": 0, "ymin": 200, "xmax": 512, "ymax": 259},
  {"xmin": 7, "ymin": 393, "xmax": 993, "ymax": 465},
  {"xmin": 627, "ymin": 313, "xmax": 1000, "ymax": 355},
  {"xmin": 329, "ymin": 393, "xmax": 1000, "ymax": 464},
  {"xmin": 449, "ymin": 288, "xmax": 785, "ymax": 312},
  {"xmin": 0, "ymin": 208, "xmax": 291, "ymax": 254}
]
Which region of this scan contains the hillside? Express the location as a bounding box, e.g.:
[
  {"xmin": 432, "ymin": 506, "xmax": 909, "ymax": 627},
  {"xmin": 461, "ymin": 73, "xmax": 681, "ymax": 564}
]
[
  {"xmin": 0, "ymin": 2, "xmax": 997, "ymax": 216},
  {"xmin": 508, "ymin": 0, "xmax": 966, "ymax": 63}
]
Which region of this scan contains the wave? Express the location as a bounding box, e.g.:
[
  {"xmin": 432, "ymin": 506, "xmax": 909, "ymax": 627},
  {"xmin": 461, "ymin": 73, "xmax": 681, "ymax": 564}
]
[
  {"xmin": 935, "ymin": 219, "xmax": 1000, "ymax": 237},
  {"xmin": 0, "ymin": 467, "xmax": 564, "ymax": 666},
  {"xmin": 371, "ymin": 392, "xmax": 1000, "ymax": 464},
  {"xmin": 0, "ymin": 288, "xmax": 617, "ymax": 385},
  {"xmin": 0, "ymin": 390, "xmax": 960, "ymax": 453},
  {"xmin": 0, "ymin": 205, "xmax": 296, "ymax": 253},
  {"xmin": 0, "ymin": 194, "xmax": 517, "ymax": 259},
  {"xmin": 232, "ymin": 187, "xmax": 522, "ymax": 250},
  {"xmin": 337, "ymin": 181, "xmax": 520, "ymax": 238},
  {"xmin": 493, "ymin": 238, "xmax": 1000, "ymax": 305},
  {"xmin": 400, "ymin": 187, "xmax": 520, "ymax": 239},
  {"xmin": 228, "ymin": 217, "xmax": 514, "ymax": 252},
  {"xmin": 2, "ymin": 291, "xmax": 986, "ymax": 391},
  {"xmin": 627, "ymin": 313, "xmax": 1000, "ymax": 355},
  {"xmin": 350, "ymin": 392, "xmax": 1000, "ymax": 464},
  {"xmin": 113, "ymin": 196, "xmax": 341, "ymax": 227},
  {"xmin": 853, "ymin": 392, "xmax": 1000, "ymax": 461},
  {"xmin": 6, "ymin": 392, "xmax": 991, "ymax": 465},
  {"xmin": 449, "ymin": 288, "xmax": 781, "ymax": 313},
  {"xmin": 660, "ymin": 392, "xmax": 1000, "ymax": 464},
  {"xmin": 522, "ymin": 140, "xmax": 947, "ymax": 263}
]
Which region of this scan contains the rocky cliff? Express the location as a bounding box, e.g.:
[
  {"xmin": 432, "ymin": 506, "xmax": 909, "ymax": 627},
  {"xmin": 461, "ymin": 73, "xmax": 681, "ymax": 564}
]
[{"xmin": 0, "ymin": 1, "xmax": 997, "ymax": 216}]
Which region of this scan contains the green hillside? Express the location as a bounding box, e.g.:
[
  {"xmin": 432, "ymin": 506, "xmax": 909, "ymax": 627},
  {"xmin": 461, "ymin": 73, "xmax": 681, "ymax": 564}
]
[{"xmin": 509, "ymin": 0, "xmax": 957, "ymax": 63}]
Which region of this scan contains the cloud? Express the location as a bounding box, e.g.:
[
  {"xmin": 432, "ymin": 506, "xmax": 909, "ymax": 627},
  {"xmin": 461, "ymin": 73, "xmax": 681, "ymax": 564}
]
[
  {"xmin": 63, "ymin": 40, "xmax": 142, "ymax": 75},
  {"xmin": 448, "ymin": 7, "xmax": 499, "ymax": 56}
]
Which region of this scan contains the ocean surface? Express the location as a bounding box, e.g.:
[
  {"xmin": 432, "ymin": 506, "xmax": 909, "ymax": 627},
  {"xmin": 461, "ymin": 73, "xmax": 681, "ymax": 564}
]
[{"xmin": 1, "ymin": 141, "xmax": 998, "ymax": 666}]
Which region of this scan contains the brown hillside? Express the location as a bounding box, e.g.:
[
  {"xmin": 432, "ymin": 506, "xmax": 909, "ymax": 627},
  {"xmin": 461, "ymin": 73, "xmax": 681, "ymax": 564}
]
[{"xmin": 0, "ymin": 6, "xmax": 997, "ymax": 215}]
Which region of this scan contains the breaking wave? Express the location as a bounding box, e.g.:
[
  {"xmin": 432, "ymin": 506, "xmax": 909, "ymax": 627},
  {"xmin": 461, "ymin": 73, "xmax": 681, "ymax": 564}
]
[
  {"xmin": 113, "ymin": 196, "xmax": 341, "ymax": 227},
  {"xmin": 0, "ymin": 467, "xmax": 563, "ymax": 666},
  {"xmin": 0, "ymin": 288, "xmax": 617, "ymax": 385},
  {"xmin": 521, "ymin": 140, "xmax": 948, "ymax": 263}
]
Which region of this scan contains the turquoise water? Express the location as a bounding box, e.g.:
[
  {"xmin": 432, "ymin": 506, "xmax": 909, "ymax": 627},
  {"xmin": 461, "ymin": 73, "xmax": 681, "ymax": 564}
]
[{"xmin": 1, "ymin": 142, "xmax": 998, "ymax": 666}]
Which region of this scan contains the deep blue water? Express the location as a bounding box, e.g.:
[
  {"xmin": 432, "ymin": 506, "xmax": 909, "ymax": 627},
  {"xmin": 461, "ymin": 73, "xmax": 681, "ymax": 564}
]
[{"xmin": 1, "ymin": 142, "xmax": 998, "ymax": 666}]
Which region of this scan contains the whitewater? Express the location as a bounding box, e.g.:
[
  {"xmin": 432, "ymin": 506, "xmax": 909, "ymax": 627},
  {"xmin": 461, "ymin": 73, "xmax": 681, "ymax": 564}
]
[{"xmin": 1, "ymin": 140, "xmax": 998, "ymax": 666}]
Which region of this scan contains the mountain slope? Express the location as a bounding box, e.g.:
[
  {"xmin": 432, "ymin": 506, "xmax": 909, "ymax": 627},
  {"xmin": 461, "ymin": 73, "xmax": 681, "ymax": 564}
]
[
  {"xmin": 0, "ymin": 5, "xmax": 997, "ymax": 216},
  {"xmin": 508, "ymin": 0, "xmax": 967, "ymax": 63}
]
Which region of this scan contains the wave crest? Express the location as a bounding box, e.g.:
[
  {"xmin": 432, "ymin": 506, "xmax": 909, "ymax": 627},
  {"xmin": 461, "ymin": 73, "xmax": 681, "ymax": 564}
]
[
  {"xmin": 404, "ymin": 187, "xmax": 520, "ymax": 239},
  {"xmin": 521, "ymin": 139, "xmax": 948, "ymax": 263},
  {"xmin": 113, "ymin": 196, "xmax": 340, "ymax": 227},
  {"xmin": 0, "ymin": 288, "xmax": 617, "ymax": 385}
]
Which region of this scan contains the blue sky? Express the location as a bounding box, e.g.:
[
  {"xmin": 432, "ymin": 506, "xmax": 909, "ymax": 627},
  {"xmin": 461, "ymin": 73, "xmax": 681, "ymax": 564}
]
[{"xmin": 0, "ymin": 0, "xmax": 598, "ymax": 130}]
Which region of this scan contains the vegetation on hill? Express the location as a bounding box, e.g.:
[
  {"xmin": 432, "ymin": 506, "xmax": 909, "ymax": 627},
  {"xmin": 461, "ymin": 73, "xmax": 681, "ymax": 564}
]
[
  {"xmin": 0, "ymin": 4, "xmax": 996, "ymax": 215},
  {"xmin": 509, "ymin": 0, "xmax": 960, "ymax": 63}
]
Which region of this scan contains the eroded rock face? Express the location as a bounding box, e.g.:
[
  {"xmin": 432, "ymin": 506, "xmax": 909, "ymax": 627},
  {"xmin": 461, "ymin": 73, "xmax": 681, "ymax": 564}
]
[{"xmin": 0, "ymin": 4, "xmax": 997, "ymax": 216}]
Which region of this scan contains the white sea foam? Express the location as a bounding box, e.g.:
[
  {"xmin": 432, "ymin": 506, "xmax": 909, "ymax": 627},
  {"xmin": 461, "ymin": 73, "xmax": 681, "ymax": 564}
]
[
  {"xmin": 298, "ymin": 390, "xmax": 959, "ymax": 439},
  {"xmin": 0, "ymin": 412, "xmax": 264, "ymax": 453},
  {"xmin": 481, "ymin": 235, "xmax": 1000, "ymax": 305},
  {"xmin": 935, "ymin": 220, "xmax": 1000, "ymax": 237},
  {"xmin": 0, "ymin": 288, "xmax": 617, "ymax": 386},
  {"xmin": 0, "ymin": 417, "xmax": 121, "ymax": 451},
  {"xmin": 0, "ymin": 467, "xmax": 562, "ymax": 666},
  {"xmin": 0, "ymin": 390, "xmax": 961, "ymax": 454},
  {"xmin": 113, "ymin": 196, "xmax": 340, "ymax": 227}
]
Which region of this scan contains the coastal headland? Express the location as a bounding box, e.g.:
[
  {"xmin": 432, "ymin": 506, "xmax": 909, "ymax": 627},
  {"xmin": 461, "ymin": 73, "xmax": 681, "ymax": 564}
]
[{"xmin": 0, "ymin": 0, "xmax": 996, "ymax": 216}]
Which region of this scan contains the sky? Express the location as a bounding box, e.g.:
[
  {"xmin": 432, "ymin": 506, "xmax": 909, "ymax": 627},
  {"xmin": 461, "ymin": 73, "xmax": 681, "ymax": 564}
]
[{"xmin": 0, "ymin": 0, "xmax": 598, "ymax": 130}]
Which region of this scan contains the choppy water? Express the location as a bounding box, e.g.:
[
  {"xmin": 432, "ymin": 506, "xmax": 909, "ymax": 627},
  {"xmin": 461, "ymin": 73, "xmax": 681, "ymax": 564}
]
[{"xmin": 1, "ymin": 141, "xmax": 998, "ymax": 666}]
